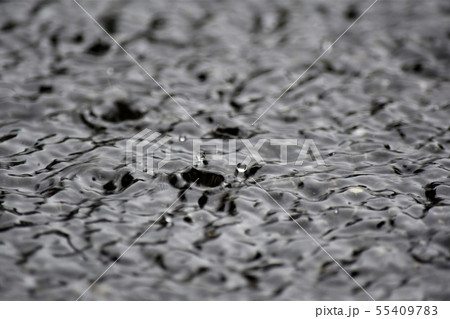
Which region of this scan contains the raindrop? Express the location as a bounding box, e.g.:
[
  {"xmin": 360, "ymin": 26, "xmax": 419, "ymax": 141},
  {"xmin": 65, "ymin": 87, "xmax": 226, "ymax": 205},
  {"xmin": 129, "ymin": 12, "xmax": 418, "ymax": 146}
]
[
  {"xmin": 334, "ymin": 208, "xmax": 339, "ymax": 214},
  {"xmin": 236, "ymin": 163, "xmax": 247, "ymax": 173},
  {"xmin": 159, "ymin": 216, "xmax": 172, "ymax": 227},
  {"xmin": 197, "ymin": 152, "xmax": 205, "ymax": 161},
  {"xmin": 196, "ymin": 152, "xmax": 207, "ymax": 165},
  {"xmin": 179, "ymin": 135, "xmax": 186, "ymax": 142}
]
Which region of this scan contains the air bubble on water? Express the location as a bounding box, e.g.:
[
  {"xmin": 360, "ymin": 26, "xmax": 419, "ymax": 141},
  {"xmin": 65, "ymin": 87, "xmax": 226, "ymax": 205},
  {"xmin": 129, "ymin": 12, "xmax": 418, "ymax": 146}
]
[
  {"xmin": 106, "ymin": 68, "xmax": 114, "ymax": 76},
  {"xmin": 353, "ymin": 128, "xmax": 367, "ymax": 137},
  {"xmin": 179, "ymin": 135, "xmax": 186, "ymax": 142},
  {"xmin": 236, "ymin": 163, "xmax": 247, "ymax": 173}
]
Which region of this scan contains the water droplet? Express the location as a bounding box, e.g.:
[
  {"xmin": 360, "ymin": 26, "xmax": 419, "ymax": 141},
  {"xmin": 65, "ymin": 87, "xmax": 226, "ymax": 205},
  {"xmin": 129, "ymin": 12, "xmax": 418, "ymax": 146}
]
[
  {"xmin": 179, "ymin": 135, "xmax": 186, "ymax": 142},
  {"xmin": 159, "ymin": 216, "xmax": 172, "ymax": 227},
  {"xmin": 106, "ymin": 68, "xmax": 114, "ymax": 76},
  {"xmin": 196, "ymin": 152, "xmax": 206, "ymax": 165},
  {"xmin": 334, "ymin": 208, "xmax": 339, "ymax": 214},
  {"xmin": 236, "ymin": 163, "xmax": 247, "ymax": 173}
]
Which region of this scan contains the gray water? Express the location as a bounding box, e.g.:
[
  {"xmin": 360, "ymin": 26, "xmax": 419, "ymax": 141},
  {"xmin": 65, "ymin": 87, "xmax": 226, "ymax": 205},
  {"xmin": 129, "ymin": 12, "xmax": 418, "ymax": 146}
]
[{"xmin": 0, "ymin": 0, "xmax": 449, "ymax": 300}]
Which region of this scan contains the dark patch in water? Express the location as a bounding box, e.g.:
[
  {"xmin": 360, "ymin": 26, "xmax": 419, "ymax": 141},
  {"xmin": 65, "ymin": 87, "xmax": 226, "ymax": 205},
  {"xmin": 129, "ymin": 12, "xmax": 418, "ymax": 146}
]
[
  {"xmin": 102, "ymin": 100, "xmax": 144, "ymax": 122},
  {"xmin": 86, "ymin": 40, "xmax": 110, "ymax": 56},
  {"xmin": 181, "ymin": 167, "xmax": 225, "ymax": 188}
]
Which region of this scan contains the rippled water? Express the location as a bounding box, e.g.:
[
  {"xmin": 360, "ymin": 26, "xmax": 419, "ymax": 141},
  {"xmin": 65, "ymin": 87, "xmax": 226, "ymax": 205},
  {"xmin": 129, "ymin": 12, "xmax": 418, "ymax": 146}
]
[{"xmin": 0, "ymin": 0, "xmax": 449, "ymax": 300}]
